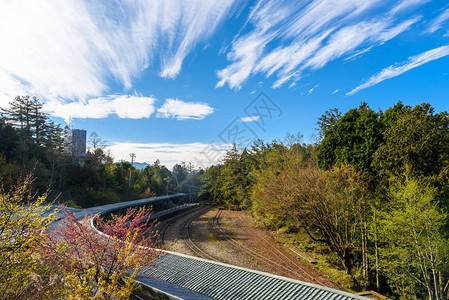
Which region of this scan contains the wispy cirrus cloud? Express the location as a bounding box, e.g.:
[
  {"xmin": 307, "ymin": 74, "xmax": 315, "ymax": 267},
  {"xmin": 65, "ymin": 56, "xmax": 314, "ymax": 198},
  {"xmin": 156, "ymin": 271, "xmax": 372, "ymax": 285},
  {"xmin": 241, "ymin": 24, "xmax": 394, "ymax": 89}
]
[
  {"xmin": 308, "ymin": 85, "xmax": 319, "ymax": 95},
  {"xmin": 426, "ymin": 7, "xmax": 449, "ymax": 33},
  {"xmin": 391, "ymin": 0, "xmax": 430, "ymax": 14},
  {"xmin": 158, "ymin": 1, "xmax": 238, "ymax": 79},
  {"xmin": 156, "ymin": 98, "xmax": 214, "ymax": 120},
  {"xmin": 0, "ymin": 0, "xmax": 237, "ymax": 106},
  {"xmin": 347, "ymin": 45, "xmax": 449, "ymax": 95},
  {"xmin": 217, "ymin": 0, "xmax": 423, "ymax": 89},
  {"xmin": 0, "ymin": 1, "xmax": 107, "ymax": 102},
  {"xmin": 307, "ymin": 17, "xmax": 419, "ymax": 70}
]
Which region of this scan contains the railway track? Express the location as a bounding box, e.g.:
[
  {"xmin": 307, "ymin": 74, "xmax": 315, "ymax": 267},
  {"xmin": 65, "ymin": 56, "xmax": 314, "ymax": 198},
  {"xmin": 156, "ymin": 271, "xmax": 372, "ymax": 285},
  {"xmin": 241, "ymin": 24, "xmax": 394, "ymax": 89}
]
[
  {"xmin": 156, "ymin": 206, "xmax": 217, "ymax": 260},
  {"xmin": 156, "ymin": 206, "xmax": 339, "ymax": 290},
  {"xmin": 211, "ymin": 209, "xmax": 330, "ymax": 287},
  {"xmin": 155, "ymin": 207, "xmax": 201, "ymax": 249},
  {"xmin": 181, "ymin": 207, "xmax": 217, "ymax": 261}
]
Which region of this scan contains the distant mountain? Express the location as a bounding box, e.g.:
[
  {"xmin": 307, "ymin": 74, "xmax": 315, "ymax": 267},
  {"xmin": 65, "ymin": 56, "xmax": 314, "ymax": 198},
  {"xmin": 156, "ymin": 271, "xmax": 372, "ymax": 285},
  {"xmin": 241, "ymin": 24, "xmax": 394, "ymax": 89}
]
[{"xmin": 133, "ymin": 162, "xmax": 150, "ymax": 170}]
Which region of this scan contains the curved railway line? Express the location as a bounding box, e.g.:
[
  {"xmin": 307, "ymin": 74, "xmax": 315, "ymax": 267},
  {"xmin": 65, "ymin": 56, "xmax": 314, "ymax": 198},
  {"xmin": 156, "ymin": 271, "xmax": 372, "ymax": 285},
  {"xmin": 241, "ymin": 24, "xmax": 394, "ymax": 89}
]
[
  {"xmin": 210, "ymin": 209, "xmax": 331, "ymax": 287},
  {"xmin": 155, "ymin": 205, "xmax": 340, "ymax": 290},
  {"xmin": 155, "ymin": 207, "xmax": 204, "ymax": 249},
  {"xmin": 181, "ymin": 207, "xmax": 217, "ymax": 261},
  {"xmin": 156, "ymin": 206, "xmax": 218, "ymax": 260}
]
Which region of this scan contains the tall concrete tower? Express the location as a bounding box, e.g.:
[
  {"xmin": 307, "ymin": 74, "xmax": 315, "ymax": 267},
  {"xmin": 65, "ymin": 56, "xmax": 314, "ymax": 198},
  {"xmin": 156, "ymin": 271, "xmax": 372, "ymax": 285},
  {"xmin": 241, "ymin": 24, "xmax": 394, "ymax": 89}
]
[{"xmin": 64, "ymin": 128, "xmax": 87, "ymax": 158}]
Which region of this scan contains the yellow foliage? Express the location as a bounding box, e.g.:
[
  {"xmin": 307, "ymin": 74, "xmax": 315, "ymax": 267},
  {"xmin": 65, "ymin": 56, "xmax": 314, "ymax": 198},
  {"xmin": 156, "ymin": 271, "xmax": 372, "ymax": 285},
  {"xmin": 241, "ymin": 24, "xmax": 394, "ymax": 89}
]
[
  {"xmin": 1, "ymin": 173, "xmax": 159, "ymax": 299},
  {"xmin": 0, "ymin": 173, "xmax": 61, "ymax": 299}
]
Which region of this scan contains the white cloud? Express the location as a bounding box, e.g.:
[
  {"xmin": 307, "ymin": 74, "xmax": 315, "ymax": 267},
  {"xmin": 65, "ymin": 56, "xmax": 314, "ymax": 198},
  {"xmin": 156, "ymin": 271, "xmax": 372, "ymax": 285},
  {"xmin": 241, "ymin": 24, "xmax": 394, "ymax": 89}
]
[
  {"xmin": 0, "ymin": 73, "xmax": 28, "ymax": 109},
  {"xmin": 44, "ymin": 95, "xmax": 156, "ymax": 122},
  {"xmin": 158, "ymin": 0, "xmax": 238, "ymax": 78},
  {"xmin": 345, "ymin": 47, "xmax": 374, "ymax": 61},
  {"xmin": 156, "ymin": 98, "xmax": 214, "ymax": 120},
  {"xmin": 239, "ymin": 116, "xmax": 260, "ymax": 122},
  {"xmin": 391, "ymin": 0, "xmax": 430, "ymax": 14},
  {"xmin": 282, "ymin": 0, "xmax": 381, "ymax": 39},
  {"xmin": 0, "ymin": 0, "xmax": 237, "ymax": 105},
  {"xmin": 216, "ymin": 0, "xmax": 422, "ymax": 89},
  {"xmin": 257, "ymin": 30, "xmax": 331, "ymax": 87},
  {"xmin": 0, "ymin": 1, "xmax": 107, "ymax": 102},
  {"xmin": 426, "ymin": 8, "xmax": 449, "ymax": 34},
  {"xmin": 305, "ymin": 17, "xmax": 418, "ymax": 70},
  {"xmin": 308, "ymin": 85, "xmax": 318, "ymax": 95},
  {"xmin": 107, "ymin": 142, "xmax": 229, "ymax": 169},
  {"xmin": 348, "ymin": 45, "xmax": 449, "ymax": 95},
  {"xmin": 332, "ymin": 89, "xmax": 340, "ymax": 94},
  {"xmin": 43, "ymin": 95, "xmax": 214, "ymax": 122},
  {"xmin": 216, "ymin": 32, "xmax": 273, "ymax": 89}
]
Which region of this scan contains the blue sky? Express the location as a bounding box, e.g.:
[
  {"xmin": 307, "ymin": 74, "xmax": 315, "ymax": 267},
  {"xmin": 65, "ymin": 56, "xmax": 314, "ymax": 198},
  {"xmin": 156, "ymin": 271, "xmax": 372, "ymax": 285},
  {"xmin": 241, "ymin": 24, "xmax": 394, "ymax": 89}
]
[{"xmin": 0, "ymin": 0, "xmax": 448, "ymax": 168}]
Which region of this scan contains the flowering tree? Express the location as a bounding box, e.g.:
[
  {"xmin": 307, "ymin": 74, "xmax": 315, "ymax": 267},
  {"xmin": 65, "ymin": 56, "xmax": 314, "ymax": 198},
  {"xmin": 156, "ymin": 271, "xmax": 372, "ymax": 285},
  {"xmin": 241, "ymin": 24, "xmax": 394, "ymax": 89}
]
[
  {"xmin": 42, "ymin": 206, "xmax": 159, "ymax": 299},
  {"xmin": 1, "ymin": 170, "xmax": 160, "ymax": 299},
  {"xmin": 0, "ymin": 173, "xmax": 62, "ymax": 299}
]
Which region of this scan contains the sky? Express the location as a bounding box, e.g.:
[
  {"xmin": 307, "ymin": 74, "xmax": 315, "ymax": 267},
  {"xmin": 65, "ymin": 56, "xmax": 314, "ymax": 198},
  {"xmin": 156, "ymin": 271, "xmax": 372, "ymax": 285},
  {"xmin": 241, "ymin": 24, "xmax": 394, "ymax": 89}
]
[{"xmin": 0, "ymin": 0, "xmax": 448, "ymax": 169}]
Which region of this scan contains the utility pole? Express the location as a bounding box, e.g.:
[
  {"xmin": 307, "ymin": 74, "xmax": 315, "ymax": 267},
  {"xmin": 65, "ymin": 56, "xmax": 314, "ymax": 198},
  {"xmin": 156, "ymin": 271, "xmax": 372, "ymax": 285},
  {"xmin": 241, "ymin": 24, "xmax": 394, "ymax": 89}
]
[{"xmin": 128, "ymin": 153, "xmax": 136, "ymax": 188}]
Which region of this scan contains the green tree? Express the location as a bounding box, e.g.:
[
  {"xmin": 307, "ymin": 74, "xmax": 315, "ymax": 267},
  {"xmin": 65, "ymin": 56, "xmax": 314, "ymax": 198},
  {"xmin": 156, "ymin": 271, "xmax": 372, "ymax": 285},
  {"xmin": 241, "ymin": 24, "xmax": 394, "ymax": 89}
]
[
  {"xmin": 172, "ymin": 163, "xmax": 188, "ymax": 188},
  {"xmin": 144, "ymin": 160, "xmax": 172, "ymax": 195},
  {"xmin": 1, "ymin": 96, "xmax": 66, "ymax": 191},
  {"xmin": 217, "ymin": 145, "xmax": 251, "ymax": 207},
  {"xmin": 86, "ymin": 132, "xmax": 112, "ymax": 173},
  {"xmin": 373, "ymin": 103, "xmax": 449, "ymax": 194},
  {"xmin": 253, "ymin": 162, "xmax": 368, "ymax": 274},
  {"xmin": 0, "ymin": 116, "xmax": 20, "ymax": 161},
  {"xmin": 1, "ymin": 96, "xmax": 53, "ymax": 147},
  {"xmin": 316, "ymin": 103, "xmax": 383, "ymax": 175},
  {"xmin": 42, "ymin": 121, "xmax": 65, "ymax": 187},
  {"xmin": 377, "ymin": 178, "xmax": 448, "ymax": 299},
  {"xmin": 249, "ymin": 138, "xmax": 313, "ymax": 227},
  {"xmin": 317, "ymin": 107, "xmax": 342, "ymax": 139},
  {"xmin": 200, "ymin": 165, "xmax": 222, "ymax": 202}
]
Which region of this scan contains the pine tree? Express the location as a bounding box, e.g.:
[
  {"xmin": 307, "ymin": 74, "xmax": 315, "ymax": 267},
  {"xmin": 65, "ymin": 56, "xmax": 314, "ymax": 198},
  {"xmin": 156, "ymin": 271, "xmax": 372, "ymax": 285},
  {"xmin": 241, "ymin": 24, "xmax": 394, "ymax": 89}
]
[{"xmin": 1, "ymin": 95, "xmax": 53, "ymax": 147}]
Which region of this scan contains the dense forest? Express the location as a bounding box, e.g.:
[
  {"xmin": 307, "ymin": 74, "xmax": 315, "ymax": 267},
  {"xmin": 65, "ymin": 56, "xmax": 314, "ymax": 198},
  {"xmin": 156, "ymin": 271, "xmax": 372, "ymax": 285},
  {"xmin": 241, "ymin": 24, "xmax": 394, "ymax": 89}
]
[
  {"xmin": 1, "ymin": 96, "xmax": 448, "ymax": 299},
  {"xmin": 0, "ymin": 96, "xmax": 203, "ymax": 208},
  {"xmin": 200, "ymin": 102, "xmax": 449, "ymax": 299}
]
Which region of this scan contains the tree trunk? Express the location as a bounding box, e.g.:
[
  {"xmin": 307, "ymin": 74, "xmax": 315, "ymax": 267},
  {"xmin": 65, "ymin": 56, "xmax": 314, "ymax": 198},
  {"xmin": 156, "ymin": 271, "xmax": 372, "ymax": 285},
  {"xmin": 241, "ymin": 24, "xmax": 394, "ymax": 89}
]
[
  {"xmin": 374, "ymin": 208, "xmax": 380, "ymax": 291},
  {"xmin": 50, "ymin": 150, "xmax": 56, "ymax": 185},
  {"xmin": 361, "ymin": 196, "xmax": 369, "ymax": 289}
]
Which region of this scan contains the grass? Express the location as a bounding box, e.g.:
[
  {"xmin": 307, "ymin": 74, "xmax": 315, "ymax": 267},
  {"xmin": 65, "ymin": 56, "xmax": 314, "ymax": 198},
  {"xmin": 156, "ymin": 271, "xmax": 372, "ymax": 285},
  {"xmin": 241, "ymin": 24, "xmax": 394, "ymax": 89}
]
[
  {"xmin": 274, "ymin": 229, "xmax": 356, "ymax": 292},
  {"xmin": 62, "ymin": 200, "xmax": 83, "ymax": 209},
  {"xmin": 206, "ymin": 233, "xmax": 217, "ymax": 242}
]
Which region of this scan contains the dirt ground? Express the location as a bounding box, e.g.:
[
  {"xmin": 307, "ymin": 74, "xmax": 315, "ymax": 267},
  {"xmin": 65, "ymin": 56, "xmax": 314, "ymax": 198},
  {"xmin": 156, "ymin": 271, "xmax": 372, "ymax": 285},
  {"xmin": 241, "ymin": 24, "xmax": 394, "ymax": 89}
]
[{"xmin": 158, "ymin": 206, "xmax": 343, "ymax": 291}]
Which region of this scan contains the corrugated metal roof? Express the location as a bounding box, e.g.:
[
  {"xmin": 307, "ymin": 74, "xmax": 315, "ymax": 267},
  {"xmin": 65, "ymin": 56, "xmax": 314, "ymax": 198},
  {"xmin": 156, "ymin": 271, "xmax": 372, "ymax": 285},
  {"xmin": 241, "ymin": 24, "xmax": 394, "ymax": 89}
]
[{"xmin": 140, "ymin": 251, "xmax": 369, "ymax": 300}]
